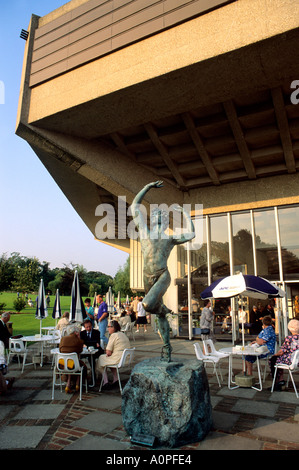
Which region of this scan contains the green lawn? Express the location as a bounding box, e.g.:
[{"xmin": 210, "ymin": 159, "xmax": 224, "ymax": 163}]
[{"xmin": 0, "ymin": 291, "xmax": 73, "ymax": 336}]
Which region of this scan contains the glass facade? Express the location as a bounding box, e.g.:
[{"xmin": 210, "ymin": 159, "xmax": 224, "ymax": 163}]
[{"xmin": 176, "ymin": 204, "xmax": 299, "ymax": 336}]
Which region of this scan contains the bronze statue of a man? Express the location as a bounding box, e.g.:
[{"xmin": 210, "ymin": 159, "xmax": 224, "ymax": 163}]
[{"xmin": 131, "ymin": 181, "xmax": 195, "ymax": 361}]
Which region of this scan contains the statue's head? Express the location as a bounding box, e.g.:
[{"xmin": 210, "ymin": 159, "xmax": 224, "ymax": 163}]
[{"xmin": 150, "ymin": 208, "xmax": 169, "ymax": 231}]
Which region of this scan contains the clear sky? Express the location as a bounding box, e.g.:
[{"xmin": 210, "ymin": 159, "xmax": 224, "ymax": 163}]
[{"xmin": 0, "ymin": 0, "xmax": 128, "ymax": 276}]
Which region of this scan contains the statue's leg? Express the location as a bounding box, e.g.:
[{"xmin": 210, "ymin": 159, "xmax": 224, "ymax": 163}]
[
  {"xmin": 143, "ymin": 270, "xmax": 170, "ymax": 314},
  {"xmin": 156, "ymin": 314, "xmax": 172, "ymax": 362}
]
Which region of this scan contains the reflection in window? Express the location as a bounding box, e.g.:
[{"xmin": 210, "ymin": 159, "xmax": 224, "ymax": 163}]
[
  {"xmin": 278, "ymin": 206, "xmax": 299, "ymax": 280},
  {"xmin": 231, "ymin": 212, "xmax": 254, "ymax": 275},
  {"xmin": 210, "ymin": 214, "xmax": 230, "ymax": 281},
  {"xmin": 254, "ymin": 209, "xmax": 279, "ymax": 280}
]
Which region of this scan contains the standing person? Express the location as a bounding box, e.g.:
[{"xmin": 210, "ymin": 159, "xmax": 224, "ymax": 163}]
[
  {"xmin": 46, "ymin": 294, "xmax": 50, "ymax": 308},
  {"xmin": 200, "ymin": 300, "xmax": 215, "ymax": 343},
  {"xmin": 0, "ymin": 313, "xmax": 12, "ymax": 350},
  {"xmin": 136, "ymin": 297, "xmax": 147, "ymax": 333},
  {"xmin": 249, "ymin": 305, "xmax": 262, "ymax": 335},
  {"xmin": 131, "ymin": 296, "xmax": 139, "ymax": 321},
  {"xmin": 84, "ymin": 298, "xmax": 95, "ymax": 327},
  {"xmin": 97, "ymin": 295, "xmax": 109, "ymax": 346}
]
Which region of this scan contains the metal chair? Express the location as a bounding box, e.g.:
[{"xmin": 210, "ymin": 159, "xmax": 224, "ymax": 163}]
[
  {"xmin": 271, "ymin": 349, "xmax": 299, "ymax": 398},
  {"xmin": 8, "ymin": 338, "xmax": 31, "ymax": 373},
  {"xmin": 193, "ymin": 342, "xmax": 223, "ymax": 387},
  {"xmin": 52, "ymin": 352, "xmax": 88, "ymax": 400},
  {"xmin": 99, "ymin": 347, "xmax": 135, "ymax": 394}
]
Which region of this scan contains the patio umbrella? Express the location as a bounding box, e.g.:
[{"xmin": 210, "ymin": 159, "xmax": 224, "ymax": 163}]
[
  {"xmin": 35, "ymin": 278, "xmax": 48, "ymax": 335},
  {"xmin": 106, "ymin": 286, "xmax": 114, "ymax": 318},
  {"xmin": 52, "ymin": 289, "xmax": 62, "ymax": 325},
  {"xmin": 70, "ymin": 270, "xmax": 86, "ymax": 323},
  {"xmin": 126, "ymin": 295, "xmax": 129, "ymax": 307},
  {"xmin": 117, "ymin": 291, "xmax": 121, "ymax": 310},
  {"xmin": 201, "ymin": 274, "xmax": 285, "ymax": 301},
  {"xmin": 201, "ymin": 273, "xmax": 285, "ymax": 374},
  {"xmin": 92, "ymin": 292, "xmax": 97, "ymax": 309}
]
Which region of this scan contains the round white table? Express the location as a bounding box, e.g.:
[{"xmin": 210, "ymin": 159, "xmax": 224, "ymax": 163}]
[
  {"xmin": 219, "ymin": 346, "xmax": 266, "ymax": 391},
  {"xmin": 21, "ymin": 335, "xmax": 53, "ymax": 370}
]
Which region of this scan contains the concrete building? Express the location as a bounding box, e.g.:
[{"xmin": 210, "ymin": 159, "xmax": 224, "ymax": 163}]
[{"xmin": 16, "ymin": 0, "xmax": 299, "ymax": 337}]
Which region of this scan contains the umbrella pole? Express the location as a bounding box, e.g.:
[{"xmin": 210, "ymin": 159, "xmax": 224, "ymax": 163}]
[{"xmin": 241, "ymin": 297, "xmax": 246, "ymax": 375}]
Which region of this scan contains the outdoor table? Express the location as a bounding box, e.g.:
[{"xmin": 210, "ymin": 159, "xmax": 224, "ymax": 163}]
[
  {"xmin": 22, "ymin": 335, "xmax": 53, "ymax": 369},
  {"xmin": 51, "ymin": 347, "xmax": 98, "ymax": 387},
  {"xmin": 219, "ymin": 346, "xmax": 266, "ymax": 391}
]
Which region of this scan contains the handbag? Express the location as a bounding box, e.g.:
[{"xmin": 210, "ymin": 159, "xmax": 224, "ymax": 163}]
[{"xmin": 199, "ymin": 328, "xmax": 210, "ymax": 335}]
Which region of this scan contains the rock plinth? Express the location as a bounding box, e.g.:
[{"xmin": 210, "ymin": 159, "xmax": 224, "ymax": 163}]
[{"xmin": 122, "ymin": 358, "xmax": 212, "ymax": 448}]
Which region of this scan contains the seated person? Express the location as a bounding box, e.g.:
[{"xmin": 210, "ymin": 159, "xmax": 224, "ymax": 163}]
[
  {"xmin": 269, "ymin": 319, "xmax": 299, "ymax": 391},
  {"xmin": 56, "ymin": 312, "xmax": 70, "ymax": 335},
  {"xmin": 59, "ymin": 324, "xmax": 86, "ymax": 394},
  {"xmin": 96, "ymin": 320, "xmax": 131, "ymax": 390},
  {"xmin": 28, "ymin": 298, "xmax": 34, "ymax": 307},
  {"xmin": 245, "ymin": 316, "xmax": 276, "ymax": 376},
  {"xmin": 118, "ymin": 310, "xmax": 132, "ymax": 329},
  {"xmin": 80, "ymin": 319, "xmax": 104, "ymax": 385},
  {"xmin": 0, "ymin": 340, "xmax": 14, "ymax": 396}
]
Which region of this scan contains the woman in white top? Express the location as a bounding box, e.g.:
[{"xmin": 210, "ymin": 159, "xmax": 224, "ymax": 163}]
[
  {"xmin": 136, "ymin": 297, "xmax": 147, "ymax": 332},
  {"xmin": 96, "ymin": 320, "xmax": 130, "ymax": 389}
]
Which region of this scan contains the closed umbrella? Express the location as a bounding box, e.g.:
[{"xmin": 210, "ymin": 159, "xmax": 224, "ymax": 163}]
[
  {"xmin": 52, "ymin": 289, "xmax": 62, "ymax": 325},
  {"xmin": 70, "ymin": 270, "xmax": 86, "ymax": 323},
  {"xmin": 35, "ymin": 278, "xmax": 48, "ymax": 335},
  {"xmin": 106, "ymin": 286, "xmax": 114, "ymax": 318},
  {"xmin": 92, "ymin": 292, "xmax": 97, "ymax": 309}
]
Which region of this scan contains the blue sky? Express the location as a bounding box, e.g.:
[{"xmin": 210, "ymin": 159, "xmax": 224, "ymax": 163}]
[{"xmin": 0, "ymin": 0, "xmax": 128, "ymax": 276}]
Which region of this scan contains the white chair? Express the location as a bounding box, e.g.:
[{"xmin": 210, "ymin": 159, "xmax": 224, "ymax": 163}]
[
  {"xmin": 271, "ymin": 349, "xmax": 299, "ymax": 398},
  {"xmin": 202, "ymin": 339, "xmax": 230, "ymax": 359},
  {"xmin": 121, "ymin": 322, "xmax": 135, "ymax": 342},
  {"xmin": 193, "ymin": 342, "xmax": 223, "ymax": 387},
  {"xmin": 99, "ymin": 347, "xmax": 135, "ymax": 394},
  {"xmin": 52, "ymin": 352, "xmax": 88, "ymax": 400},
  {"xmin": 8, "ymin": 338, "xmax": 31, "ymax": 373}
]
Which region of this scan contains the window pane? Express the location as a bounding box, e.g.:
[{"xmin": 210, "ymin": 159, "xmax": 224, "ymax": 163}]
[
  {"xmin": 278, "ymin": 206, "xmax": 299, "ymax": 280},
  {"xmin": 210, "ymin": 214, "xmax": 230, "ymax": 281},
  {"xmin": 254, "ymin": 209, "xmax": 279, "ymax": 280},
  {"xmin": 231, "ymin": 212, "xmax": 254, "ymax": 274}
]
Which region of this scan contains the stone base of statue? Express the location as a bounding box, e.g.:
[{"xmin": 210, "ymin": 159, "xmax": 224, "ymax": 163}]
[{"xmin": 122, "ymin": 358, "xmax": 212, "ymax": 448}]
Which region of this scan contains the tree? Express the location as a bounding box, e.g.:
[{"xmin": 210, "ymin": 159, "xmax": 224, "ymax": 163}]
[
  {"xmin": 113, "ymin": 258, "xmax": 133, "ymax": 296},
  {"xmin": 11, "ymin": 258, "xmax": 41, "ymax": 293}
]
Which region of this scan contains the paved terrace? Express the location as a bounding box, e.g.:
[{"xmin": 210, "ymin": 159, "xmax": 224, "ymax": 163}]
[{"xmin": 1, "ymin": 327, "xmax": 299, "ymax": 451}]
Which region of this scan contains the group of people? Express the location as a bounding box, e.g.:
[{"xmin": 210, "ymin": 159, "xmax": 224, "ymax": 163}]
[
  {"xmin": 200, "ymin": 299, "xmax": 299, "ymax": 391},
  {"xmin": 59, "ymin": 317, "xmax": 131, "ymax": 392}
]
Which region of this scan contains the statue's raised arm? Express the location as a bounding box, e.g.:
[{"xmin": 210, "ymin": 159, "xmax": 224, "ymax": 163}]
[
  {"xmin": 172, "ymin": 204, "xmax": 195, "ymax": 245},
  {"xmin": 131, "ymin": 181, "xmax": 163, "ymax": 239}
]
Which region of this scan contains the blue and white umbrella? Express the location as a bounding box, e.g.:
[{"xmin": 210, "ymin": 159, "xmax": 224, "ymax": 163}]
[
  {"xmin": 35, "ymin": 278, "xmax": 48, "ymax": 334},
  {"xmin": 52, "ymin": 289, "xmax": 62, "ymax": 325},
  {"xmin": 201, "ymin": 273, "xmax": 285, "ymax": 351},
  {"xmin": 201, "ymin": 274, "xmax": 285, "ymax": 300},
  {"xmin": 70, "ymin": 270, "xmax": 86, "ymax": 323}
]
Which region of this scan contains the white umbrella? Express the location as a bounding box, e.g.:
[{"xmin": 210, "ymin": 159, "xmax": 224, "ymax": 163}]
[
  {"xmin": 35, "ymin": 278, "xmax": 48, "ymax": 335},
  {"xmin": 70, "ymin": 270, "xmax": 86, "ymax": 323}
]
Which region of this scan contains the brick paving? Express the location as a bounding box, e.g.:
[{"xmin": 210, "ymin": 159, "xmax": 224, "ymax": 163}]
[{"xmin": 1, "ymin": 327, "xmax": 299, "ymax": 451}]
